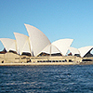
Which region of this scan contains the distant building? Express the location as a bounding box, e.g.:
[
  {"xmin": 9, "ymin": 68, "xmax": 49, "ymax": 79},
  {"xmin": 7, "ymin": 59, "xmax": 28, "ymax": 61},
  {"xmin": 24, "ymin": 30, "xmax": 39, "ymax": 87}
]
[
  {"xmin": 0, "ymin": 24, "xmax": 73, "ymax": 57},
  {"xmin": 0, "ymin": 24, "xmax": 93, "ymax": 58}
]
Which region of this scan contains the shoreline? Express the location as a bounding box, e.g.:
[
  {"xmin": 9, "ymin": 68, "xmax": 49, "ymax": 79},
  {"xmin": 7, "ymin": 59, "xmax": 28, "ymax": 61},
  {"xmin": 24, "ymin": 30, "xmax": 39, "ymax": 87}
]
[
  {"xmin": 80, "ymin": 61, "xmax": 93, "ymax": 65},
  {"xmin": 0, "ymin": 61, "xmax": 93, "ymax": 66},
  {"xmin": 0, "ymin": 62, "xmax": 76, "ymax": 66}
]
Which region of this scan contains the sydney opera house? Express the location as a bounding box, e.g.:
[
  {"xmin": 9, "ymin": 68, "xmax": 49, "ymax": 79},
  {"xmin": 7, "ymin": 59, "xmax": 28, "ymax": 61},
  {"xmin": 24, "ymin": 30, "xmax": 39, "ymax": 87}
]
[{"xmin": 0, "ymin": 24, "xmax": 93, "ymax": 65}]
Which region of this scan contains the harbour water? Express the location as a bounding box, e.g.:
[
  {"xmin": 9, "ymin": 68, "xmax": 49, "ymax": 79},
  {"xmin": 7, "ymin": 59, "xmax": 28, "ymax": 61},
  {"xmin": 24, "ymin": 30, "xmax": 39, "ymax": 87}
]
[{"xmin": 0, "ymin": 65, "xmax": 93, "ymax": 93}]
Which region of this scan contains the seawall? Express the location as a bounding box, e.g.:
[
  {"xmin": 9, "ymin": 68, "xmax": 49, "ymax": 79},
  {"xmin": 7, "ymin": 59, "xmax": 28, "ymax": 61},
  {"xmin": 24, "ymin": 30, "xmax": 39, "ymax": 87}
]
[{"xmin": 0, "ymin": 62, "xmax": 77, "ymax": 66}]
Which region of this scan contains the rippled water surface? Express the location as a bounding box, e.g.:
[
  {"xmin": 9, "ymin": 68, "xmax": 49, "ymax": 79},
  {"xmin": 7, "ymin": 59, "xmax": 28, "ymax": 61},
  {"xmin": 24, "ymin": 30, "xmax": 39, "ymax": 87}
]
[{"xmin": 0, "ymin": 65, "xmax": 93, "ymax": 93}]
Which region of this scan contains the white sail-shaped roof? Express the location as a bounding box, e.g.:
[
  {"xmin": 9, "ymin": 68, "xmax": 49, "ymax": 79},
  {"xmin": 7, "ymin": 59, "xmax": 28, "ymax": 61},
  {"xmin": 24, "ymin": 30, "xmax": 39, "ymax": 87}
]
[
  {"xmin": 14, "ymin": 32, "xmax": 31, "ymax": 55},
  {"xmin": 0, "ymin": 38, "xmax": 17, "ymax": 52},
  {"xmin": 40, "ymin": 44, "xmax": 61, "ymax": 55},
  {"xmin": 52, "ymin": 39, "xmax": 73, "ymax": 56},
  {"xmin": 51, "ymin": 44, "xmax": 61, "ymax": 54},
  {"xmin": 78, "ymin": 46, "xmax": 93, "ymax": 57},
  {"xmin": 69, "ymin": 47, "xmax": 80, "ymax": 56},
  {"xmin": 24, "ymin": 24, "xmax": 51, "ymax": 56},
  {"xmin": 40, "ymin": 44, "xmax": 51, "ymax": 54}
]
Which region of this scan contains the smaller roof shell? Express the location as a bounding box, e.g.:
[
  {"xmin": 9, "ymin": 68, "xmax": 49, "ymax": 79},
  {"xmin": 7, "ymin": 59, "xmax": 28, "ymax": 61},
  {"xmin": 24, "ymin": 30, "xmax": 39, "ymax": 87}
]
[
  {"xmin": 14, "ymin": 32, "xmax": 31, "ymax": 55},
  {"xmin": 40, "ymin": 39, "xmax": 73, "ymax": 56},
  {"xmin": 0, "ymin": 38, "xmax": 17, "ymax": 52},
  {"xmin": 78, "ymin": 46, "xmax": 93, "ymax": 57},
  {"xmin": 69, "ymin": 47, "xmax": 80, "ymax": 56},
  {"xmin": 40, "ymin": 44, "xmax": 61, "ymax": 55},
  {"xmin": 52, "ymin": 39, "xmax": 73, "ymax": 56}
]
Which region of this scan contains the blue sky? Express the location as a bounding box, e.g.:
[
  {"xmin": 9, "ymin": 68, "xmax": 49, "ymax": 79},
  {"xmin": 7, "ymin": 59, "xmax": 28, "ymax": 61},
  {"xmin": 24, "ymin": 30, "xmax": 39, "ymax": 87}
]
[{"xmin": 0, "ymin": 0, "xmax": 93, "ymax": 51}]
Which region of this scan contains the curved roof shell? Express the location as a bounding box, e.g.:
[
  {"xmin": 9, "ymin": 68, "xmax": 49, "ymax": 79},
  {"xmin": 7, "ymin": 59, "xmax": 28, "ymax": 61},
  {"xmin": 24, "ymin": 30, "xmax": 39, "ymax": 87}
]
[
  {"xmin": 0, "ymin": 38, "xmax": 17, "ymax": 52},
  {"xmin": 40, "ymin": 39, "xmax": 73, "ymax": 56},
  {"xmin": 52, "ymin": 39, "xmax": 73, "ymax": 55},
  {"xmin": 14, "ymin": 32, "xmax": 31, "ymax": 55},
  {"xmin": 24, "ymin": 24, "xmax": 51, "ymax": 56},
  {"xmin": 69, "ymin": 47, "xmax": 80, "ymax": 56},
  {"xmin": 40, "ymin": 44, "xmax": 61, "ymax": 55},
  {"xmin": 78, "ymin": 46, "xmax": 93, "ymax": 57}
]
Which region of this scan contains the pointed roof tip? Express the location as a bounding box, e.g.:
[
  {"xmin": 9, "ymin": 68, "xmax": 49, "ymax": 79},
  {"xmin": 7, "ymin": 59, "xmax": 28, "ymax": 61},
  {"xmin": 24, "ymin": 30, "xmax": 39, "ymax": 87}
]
[
  {"xmin": 14, "ymin": 32, "xmax": 29, "ymax": 38},
  {"xmin": 24, "ymin": 23, "xmax": 38, "ymax": 29},
  {"xmin": 24, "ymin": 23, "xmax": 31, "ymax": 26},
  {"xmin": 24, "ymin": 23, "xmax": 30, "ymax": 27},
  {"xmin": 13, "ymin": 32, "xmax": 16, "ymax": 34},
  {"xmin": 14, "ymin": 32, "xmax": 19, "ymax": 34},
  {"xmin": 24, "ymin": 23, "xmax": 31, "ymax": 28},
  {"xmin": 24, "ymin": 23, "xmax": 26, "ymax": 25}
]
